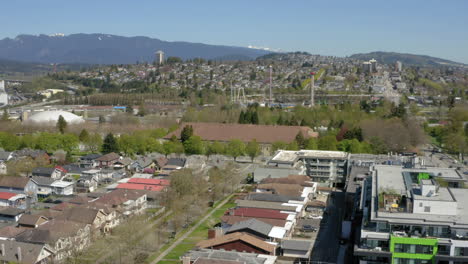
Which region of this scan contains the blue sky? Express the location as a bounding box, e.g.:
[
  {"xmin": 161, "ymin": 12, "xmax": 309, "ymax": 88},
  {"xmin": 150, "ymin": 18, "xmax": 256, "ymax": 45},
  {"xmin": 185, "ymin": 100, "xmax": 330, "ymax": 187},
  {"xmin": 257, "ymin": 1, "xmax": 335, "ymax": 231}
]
[{"xmin": 1, "ymin": 0, "xmax": 468, "ymax": 63}]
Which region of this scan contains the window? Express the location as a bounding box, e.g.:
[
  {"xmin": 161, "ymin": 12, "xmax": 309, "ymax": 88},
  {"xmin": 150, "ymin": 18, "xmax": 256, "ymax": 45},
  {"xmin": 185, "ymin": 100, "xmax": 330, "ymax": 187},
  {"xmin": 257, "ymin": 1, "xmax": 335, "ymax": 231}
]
[
  {"xmin": 424, "ymin": 206, "xmax": 431, "ymax": 212},
  {"xmin": 419, "ymin": 202, "xmax": 423, "ymax": 207}
]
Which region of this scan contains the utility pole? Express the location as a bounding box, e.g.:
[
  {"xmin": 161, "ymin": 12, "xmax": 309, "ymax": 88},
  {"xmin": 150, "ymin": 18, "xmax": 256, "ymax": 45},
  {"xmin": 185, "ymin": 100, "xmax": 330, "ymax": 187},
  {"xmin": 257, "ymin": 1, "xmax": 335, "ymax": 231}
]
[
  {"xmin": 310, "ymin": 72, "xmax": 315, "ymax": 107},
  {"xmin": 269, "ymin": 65, "xmax": 273, "ymax": 105}
]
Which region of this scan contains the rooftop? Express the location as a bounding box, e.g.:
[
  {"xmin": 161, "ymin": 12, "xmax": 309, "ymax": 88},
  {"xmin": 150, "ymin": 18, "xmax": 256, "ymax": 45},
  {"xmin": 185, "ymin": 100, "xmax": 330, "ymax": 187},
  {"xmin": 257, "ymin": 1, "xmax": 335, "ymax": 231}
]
[
  {"xmin": 183, "ymin": 249, "xmax": 273, "ymax": 264},
  {"xmin": 370, "ymin": 165, "xmax": 468, "ymax": 227},
  {"xmin": 270, "ymin": 150, "xmax": 349, "ymax": 163}
]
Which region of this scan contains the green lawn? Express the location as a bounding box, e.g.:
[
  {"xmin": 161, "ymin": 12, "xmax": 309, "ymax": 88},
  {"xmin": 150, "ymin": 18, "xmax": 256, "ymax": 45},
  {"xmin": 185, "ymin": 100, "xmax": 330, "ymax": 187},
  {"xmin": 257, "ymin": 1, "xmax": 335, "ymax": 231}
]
[{"xmin": 147, "ymin": 196, "xmax": 235, "ymax": 264}]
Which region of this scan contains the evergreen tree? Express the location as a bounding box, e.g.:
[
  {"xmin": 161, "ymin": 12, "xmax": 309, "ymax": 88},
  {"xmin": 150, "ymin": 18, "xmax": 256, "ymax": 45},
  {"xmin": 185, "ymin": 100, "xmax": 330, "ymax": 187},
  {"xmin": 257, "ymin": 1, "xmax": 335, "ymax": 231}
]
[
  {"xmin": 295, "ymin": 132, "xmax": 306, "ymax": 149},
  {"xmin": 56, "ymin": 115, "xmax": 67, "ymax": 134},
  {"xmin": 251, "ymin": 111, "xmax": 259, "ymax": 124},
  {"xmin": 102, "ymin": 133, "xmax": 119, "ymax": 154},
  {"xmin": 238, "ymin": 111, "xmax": 246, "ymax": 124},
  {"xmin": 180, "ymin": 125, "xmax": 194, "ymax": 143},
  {"xmin": 244, "ymin": 110, "xmax": 253, "ymax": 124},
  {"xmin": 79, "ymin": 129, "xmax": 90, "ymax": 142}
]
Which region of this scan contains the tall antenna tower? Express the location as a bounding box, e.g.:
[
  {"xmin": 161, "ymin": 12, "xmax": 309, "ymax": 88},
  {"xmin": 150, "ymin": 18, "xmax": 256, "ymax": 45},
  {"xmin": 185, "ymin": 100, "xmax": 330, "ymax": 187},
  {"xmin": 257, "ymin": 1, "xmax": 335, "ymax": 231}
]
[
  {"xmin": 236, "ymin": 86, "xmax": 246, "ymax": 104},
  {"xmin": 230, "ymin": 80, "xmax": 234, "ymax": 102},
  {"xmin": 310, "ymin": 72, "xmax": 315, "ymax": 107},
  {"xmin": 269, "ymin": 65, "xmax": 273, "ymax": 104}
]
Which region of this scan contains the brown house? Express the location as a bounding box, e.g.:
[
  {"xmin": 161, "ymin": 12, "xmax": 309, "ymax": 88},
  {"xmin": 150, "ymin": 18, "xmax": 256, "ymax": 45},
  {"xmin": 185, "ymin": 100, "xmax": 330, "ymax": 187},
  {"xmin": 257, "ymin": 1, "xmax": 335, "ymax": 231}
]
[
  {"xmin": 196, "ymin": 232, "xmax": 276, "ymax": 255},
  {"xmin": 96, "ymin": 152, "xmax": 120, "ymax": 168},
  {"xmin": 17, "ymin": 214, "xmax": 48, "ymax": 228},
  {"xmin": 165, "ymin": 122, "xmax": 318, "ymax": 154}
]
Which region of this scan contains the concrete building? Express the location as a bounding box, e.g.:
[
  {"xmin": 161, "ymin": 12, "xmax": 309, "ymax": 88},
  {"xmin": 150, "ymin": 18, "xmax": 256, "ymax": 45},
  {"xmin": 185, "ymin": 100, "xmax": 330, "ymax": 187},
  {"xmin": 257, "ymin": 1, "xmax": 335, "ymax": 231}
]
[
  {"xmin": 369, "ymin": 59, "xmax": 377, "ymax": 73},
  {"xmin": 355, "ymin": 165, "xmax": 468, "ymax": 264},
  {"xmin": 155, "ymin": 50, "xmax": 165, "ymax": 65},
  {"xmin": 362, "ymin": 61, "xmax": 372, "ymax": 73},
  {"xmin": 395, "ymin": 61, "xmax": 402, "ymax": 72},
  {"xmin": 268, "ymin": 150, "xmax": 349, "ymax": 187},
  {"xmin": 0, "ymin": 80, "xmax": 8, "ymax": 107}
]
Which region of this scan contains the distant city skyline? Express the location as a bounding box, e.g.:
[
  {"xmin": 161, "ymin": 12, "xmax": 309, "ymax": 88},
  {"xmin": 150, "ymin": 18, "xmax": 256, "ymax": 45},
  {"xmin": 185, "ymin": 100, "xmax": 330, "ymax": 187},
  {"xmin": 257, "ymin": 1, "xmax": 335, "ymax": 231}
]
[{"xmin": 1, "ymin": 0, "xmax": 467, "ymax": 63}]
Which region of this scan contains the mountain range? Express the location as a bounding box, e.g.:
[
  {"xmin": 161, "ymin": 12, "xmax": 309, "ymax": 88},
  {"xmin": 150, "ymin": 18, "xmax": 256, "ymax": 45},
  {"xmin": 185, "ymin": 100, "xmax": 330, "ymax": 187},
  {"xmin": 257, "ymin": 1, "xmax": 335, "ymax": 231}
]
[
  {"xmin": 349, "ymin": 51, "xmax": 466, "ymax": 67},
  {"xmin": 0, "ymin": 34, "xmax": 271, "ymax": 65}
]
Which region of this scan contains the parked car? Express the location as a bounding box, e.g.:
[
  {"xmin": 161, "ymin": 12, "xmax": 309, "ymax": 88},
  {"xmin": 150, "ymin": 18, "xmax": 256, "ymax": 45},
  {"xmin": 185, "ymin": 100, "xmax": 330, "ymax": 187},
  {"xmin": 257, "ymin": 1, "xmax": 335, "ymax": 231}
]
[{"xmin": 302, "ymin": 225, "xmax": 318, "ymax": 232}]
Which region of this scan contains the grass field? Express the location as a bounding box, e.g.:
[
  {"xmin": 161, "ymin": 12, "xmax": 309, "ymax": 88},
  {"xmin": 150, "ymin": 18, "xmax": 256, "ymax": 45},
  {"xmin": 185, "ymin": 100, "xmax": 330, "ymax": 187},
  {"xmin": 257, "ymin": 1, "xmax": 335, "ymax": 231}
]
[{"xmin": 147, "ymin": 197, "xmax": 236, "ymax": 264}]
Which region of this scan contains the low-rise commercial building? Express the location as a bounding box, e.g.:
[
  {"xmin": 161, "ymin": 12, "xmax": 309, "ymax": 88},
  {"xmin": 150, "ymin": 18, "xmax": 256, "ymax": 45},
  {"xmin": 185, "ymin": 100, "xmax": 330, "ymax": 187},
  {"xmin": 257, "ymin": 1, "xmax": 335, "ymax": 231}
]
[{"xmin": 268, "ymin": 150, "xmax": 349, "ymax": 187}]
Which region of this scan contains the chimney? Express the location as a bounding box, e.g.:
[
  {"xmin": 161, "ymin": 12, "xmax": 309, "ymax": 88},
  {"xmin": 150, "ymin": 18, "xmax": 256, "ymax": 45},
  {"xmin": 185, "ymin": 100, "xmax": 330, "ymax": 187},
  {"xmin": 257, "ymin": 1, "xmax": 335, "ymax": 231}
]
[
  {"xmin": 215, "ymin": 227, "xmax": 223, "ymax": 238},
  {"xmin": 182, "ymin": 256, "xmax": 191, "ymax": 264},
  {"xmin": 1, "ymin": 244, "xmax": 4, "ymax": 256},
  {"xmin": 208, "ymin": 229, "xmax": 216, "ymax": 239},
  {"xmin": 17, "ymin": 247, "xmax": 22, "ymax": 262}
]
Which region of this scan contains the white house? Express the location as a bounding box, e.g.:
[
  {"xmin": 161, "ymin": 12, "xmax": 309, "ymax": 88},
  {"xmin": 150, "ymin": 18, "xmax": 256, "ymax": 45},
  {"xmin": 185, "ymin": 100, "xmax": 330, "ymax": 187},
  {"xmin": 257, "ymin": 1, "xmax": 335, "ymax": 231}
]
[
  {"xmin": 0, "ymin": 162, "xmax": 6, "ymax": 175},
  {"xmin": 51, "ymin": 181, "xmax": 74, "ymax": 196}
]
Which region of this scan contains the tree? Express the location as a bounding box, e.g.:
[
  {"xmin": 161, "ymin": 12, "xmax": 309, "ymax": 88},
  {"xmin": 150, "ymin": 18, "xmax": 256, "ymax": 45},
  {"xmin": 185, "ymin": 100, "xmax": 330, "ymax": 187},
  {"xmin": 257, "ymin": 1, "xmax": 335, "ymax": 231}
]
[
  {"xmin": 56, "ymin": 115, "xmax": 67, "ymax": 134},
  {"xmin": 295, "ymin": 132, "xmax": 306, "ymax": 149},
  {"xmin": 246, "ymin": 140, "xmax": 260, "ymax": 161},
  {"xmin": 183, "ymin": 136, "xmax": 205, "ymax": 155},
  {"xmin": 84, "ymin": 133, "xmax": 102, "ymax": 152},
  {"xmin": 98, "ymin": 115, "xmax": 106, "ymax": 124},
  {"xmin": 238, "ymin": 111, "xmax": 246, "ymax": 124},
  {"xmin": 119, "ymin": 134, "xmax": 137, "ymax": 156},
  {"xmin": 163, "ymin": 141, "xmax": 184, "ymax": 155},
  {"xmin": 305, "ymin": 138, "xmax": 318, "ymax": 149},
  {"xmin": 59, "ymin": 134, "xmax": 79, "ymax": 153},
  {"xmin": 272, "ymin": 141, "xmax": 288, "ymax": 152},
  {"xmin": 102, "ymin": 133, "xmax": 119, "ymax": 154},
  {"xmin": 1, "ymin": 109, "xmax": 9, "ymax": 121},
  {"xmin": 146, "ymin": 138, "xmax": 165, "ymax": 153},
  {"xmin": 348, "ymin": 139, "xmax": 363, "ymax": 153},
  {"xmin": 35, "ymin": 132, "xmax": 61, "ymax": 153},
  {"xmin": 166, "ymin": 56, "xmax": 183, "ymax": 64},
  {"xmin": 390, "ymin": 103, "xmax": 407, "ymax": 119},
  {"xmin": 207, "ymin": 141, "xmax": 225, "ymax": 156},
  {"xmin": 318, "ymin": 135, "xmax": 338, "ymax": 150},
  {"xmin": 0, "ymin": 132, "xmax": 20, "ymax": 151},
  {"xmin": 251, "ymin": 111, "xmax": 259, "ymax": 124},
  {"xmin": 180, "ymin": 125, "xmax": 194, "ymax": 143},
  {"xmin": 137, "ymin": 102, "xmax": 147, "ymax": 116},
  {"xmin": 226, "ymin": 139, "xmax": 245, "ymax": 159},
  {"xmin": 78, "ymin": 129, "xmax": 90, "ymax": 142},
  {"xmin": 369, "ymin": 136, "xmax": 388, "ymax": 154}
]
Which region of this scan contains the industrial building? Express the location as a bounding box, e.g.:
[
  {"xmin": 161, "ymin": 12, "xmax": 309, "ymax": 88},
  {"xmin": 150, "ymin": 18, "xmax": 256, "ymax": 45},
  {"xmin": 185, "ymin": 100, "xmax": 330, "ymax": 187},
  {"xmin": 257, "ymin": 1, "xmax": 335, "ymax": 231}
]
[{"xmin": 355, "ymin": 165, "xmax": 468, "ymax": 264}]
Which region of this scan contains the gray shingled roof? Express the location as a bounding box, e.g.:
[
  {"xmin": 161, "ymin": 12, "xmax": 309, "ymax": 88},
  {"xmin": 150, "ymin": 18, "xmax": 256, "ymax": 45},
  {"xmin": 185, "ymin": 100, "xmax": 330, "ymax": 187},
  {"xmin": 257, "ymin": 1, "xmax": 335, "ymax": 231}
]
[
  {"xmin": 31, "ymin": 176, "xmax": 55, "ymax": 186},
  {"xmin": 235, "ymin": 200, "xmax": 296, "ymax": 212},
  {"xmin": 225, "ymin": 218, "xmax": 272, "ymax": 237},
  {"xmin": 0, "ymin": 151, "xmax": 12, "ymax": 161},
  {"xmin": 81, "ymin": 153, "xmax": 102, "ymax": 160},
  {"xmin": 184, "ymin": 249, "xmax": 267, "ymax": 264},
  {"xmin": 32, "ymin": 167, "xmax": 55, "ymax": 177},
  {"xmin": 246, "ymin": 193, "xmax": 304, "ymax": 203},
  {"xmin": 167, "ymin": 158, "xmax": 186, "ymax": 167},
  {"xmin": 0, "ymin": 240, "xmax": 53, "ymax": 264},
  {"xmin": 281, "ymin": 239, "xmax": 313, "ymax": 251}
]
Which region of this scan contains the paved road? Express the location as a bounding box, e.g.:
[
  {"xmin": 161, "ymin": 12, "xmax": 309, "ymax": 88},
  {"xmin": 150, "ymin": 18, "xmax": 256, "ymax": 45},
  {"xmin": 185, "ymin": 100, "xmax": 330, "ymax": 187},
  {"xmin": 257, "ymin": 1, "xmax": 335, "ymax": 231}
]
[
  {"xmin": 310, "ymin": 191, "xmax": 344, "ymax": 263},
  {"xmin": 150, "ymin": 195, "xmax": 233, "ymax": 264}
]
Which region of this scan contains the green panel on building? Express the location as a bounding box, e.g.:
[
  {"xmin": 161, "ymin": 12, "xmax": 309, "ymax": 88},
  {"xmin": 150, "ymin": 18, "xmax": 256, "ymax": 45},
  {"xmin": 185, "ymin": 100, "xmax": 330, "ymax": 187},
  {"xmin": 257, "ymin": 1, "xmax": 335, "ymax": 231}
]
[{"xmin": 390, "ymin": 236, "xmax": 438, "ymax": 264}]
